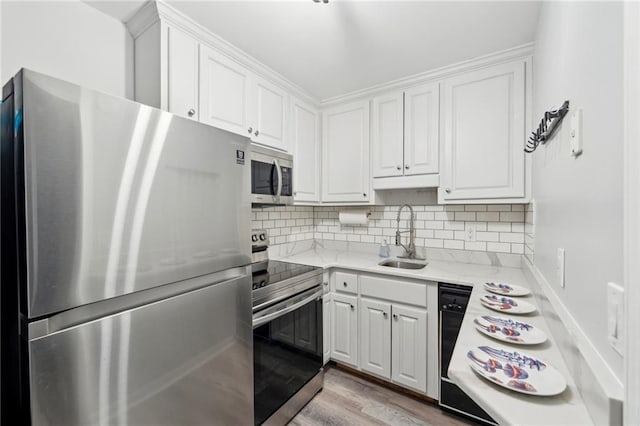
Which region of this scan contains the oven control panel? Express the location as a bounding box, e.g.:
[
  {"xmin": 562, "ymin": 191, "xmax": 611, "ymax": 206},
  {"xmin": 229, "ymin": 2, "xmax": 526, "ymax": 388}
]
[{"xmin": 251, "ymin": 229, "xmax": 269, "ymax": 249}]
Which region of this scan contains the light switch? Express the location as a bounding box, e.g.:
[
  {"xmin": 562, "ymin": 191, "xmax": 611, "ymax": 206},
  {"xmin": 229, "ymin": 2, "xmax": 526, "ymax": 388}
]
[
  {"xmin": 570, "ymin": 109, "xmax": 583, "ymax": 157},
  {"xmin": 556, "ymin": 248, "xmax": 565, "ymax": 288},
  {"xmin": 607, "ymin": 282, "xmax": 624, "ymax": 355}
]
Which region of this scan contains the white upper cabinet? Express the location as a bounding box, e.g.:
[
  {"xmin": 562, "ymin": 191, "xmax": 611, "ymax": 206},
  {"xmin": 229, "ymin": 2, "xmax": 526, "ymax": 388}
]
[
  {"xmin": 251, "ymin": 76, "xmax": 288, "ymax": 151},
  {"xmin": 440, "ymin": 60, "xmax": 526, "ymax": 202},
  {"xmin": 404, "ymin": 83, "xmax": 439, "ymax": 176},
  {"xmin": 291, "ymin": 98, "xmax": 321, "ymax": 203},
  {"xmin": 199, "ymin": 45, "xmax": 252, "ymax": 137},
  {"xmin": 372, "ymin": 92, "xmax": 404, "ymax": 178},
  {"xmin": 166, "ymin": 26, "xmax": 199, "ymax": 120},
  {"xmin": 371, "ymin": 83, "xmax": 439, "ymax": 188},
  {"xmin": 322, "ymin": 100, "xmax": 371, "ymax": 203},
  {"xmin": 199, "ymin": 47, "xmax": 288, "ymax": 151}
]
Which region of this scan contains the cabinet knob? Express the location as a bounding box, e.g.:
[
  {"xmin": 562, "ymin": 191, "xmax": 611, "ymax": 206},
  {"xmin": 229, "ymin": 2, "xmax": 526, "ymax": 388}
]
[
  {"xmin": 396, "ymin": 165, "xmax": 401, "ymax": 170},
  {"xmin": 383, "ymin": 312, "xmax": 388, "ymax": 318},
  {"xmin": 405, "ymin": 164, "xmax": 410, "ymax": 170},
  {"xmin": 363, "ymin": 193, "xmax": 367, "ymax": 197},
  {"xmin": 187, "ymin": 108, "xmax": 196, "ymax": 117},
  {"xmin": 254, "ymin": 130, "xmax": 260, "ymax": 137},
  {"xmin": 393, "ymin": 313, "xmax": 398, "ymax": 319},
  {"xmin": 343, "ymin": 282, "xmax": 347, "ymax": 287},
  {"xmin": 248, "ymin": 127, "xmax": 253, "ymax": 134},
  {"xmin": 323, "ymin": 281, "xmax": 328, "ymax": 286},
  {"xmin": 445, "ymin": 188, "xmax": 451, "ymax": 194},
  {"xmin": 294, "ymin": 191, "xmax": 297, "ymax": 196},
  {"xmin": 350, "ymin": 304, "xmax": 354, "ymax": 310}
]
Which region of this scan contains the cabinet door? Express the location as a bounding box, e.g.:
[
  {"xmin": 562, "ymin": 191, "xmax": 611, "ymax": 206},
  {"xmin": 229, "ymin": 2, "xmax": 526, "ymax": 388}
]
[
  {"xmin": 291, "ymin": 98, "xmax": 321, "ymax": 202},
  {"xmin": 199, "ymin": 45, "xmax": 252, "ymax": 136},
  {"xmin": 440, "ymin": 61, "xmax": 525, "ymax": 200},
  {"xmin": 331, "ymin": 293, "xmax": 358, "ymax": 367},
  {"xmin": 404, "ymin": 83, "xmax": 439, "ymax": 176},
  {"xmin": 372, "ymin": 92, "xmax": 404, "ymax": 178},
  {"xmin": 251, "ymin": 76, "xmax": 288, "ymax": 151},
  {"xmin": 391, "ymin": 304, "xmax": 427, "ymax": 393},
  {"xmin": 323, "ymin": 294, "xmax": 331, "ymax": 365},
  {"xmin": 166, "ymin": 26, "xmax": 199, "ymax": 120},
  {"xmin": 322, "ymin": 101, "xmax": 371, "ymax": 202},
  {"xmin": 359, "ymin": 298, "xmax": 391, "ymax": 379}
]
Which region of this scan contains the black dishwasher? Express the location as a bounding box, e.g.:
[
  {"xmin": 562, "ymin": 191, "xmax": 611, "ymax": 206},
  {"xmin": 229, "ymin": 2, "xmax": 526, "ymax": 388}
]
[{"xmin": 439, "ymin": 283, "xmax": 495, "ymax": 425}]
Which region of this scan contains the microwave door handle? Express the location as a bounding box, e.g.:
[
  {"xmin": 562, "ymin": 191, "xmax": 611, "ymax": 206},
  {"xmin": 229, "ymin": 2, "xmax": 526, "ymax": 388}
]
[{"xmin": 274, "ymin": 159, "xmax": 283, "ymax": 197}]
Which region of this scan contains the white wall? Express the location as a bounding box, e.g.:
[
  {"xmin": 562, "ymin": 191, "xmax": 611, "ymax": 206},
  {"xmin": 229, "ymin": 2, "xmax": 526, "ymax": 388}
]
[
  {"xmin": 0, "ymin": 0, "xmax": 133, "ymax": 98},
  {"xmin": 533, "ymin": 2, "xmax": 624, "ymax": 381}
]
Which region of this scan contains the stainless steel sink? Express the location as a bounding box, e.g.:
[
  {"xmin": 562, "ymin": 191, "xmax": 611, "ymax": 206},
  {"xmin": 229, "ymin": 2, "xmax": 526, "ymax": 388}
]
[{"xmin": 378, "ymin": 259, "xmax": 427, "ymax": 270}]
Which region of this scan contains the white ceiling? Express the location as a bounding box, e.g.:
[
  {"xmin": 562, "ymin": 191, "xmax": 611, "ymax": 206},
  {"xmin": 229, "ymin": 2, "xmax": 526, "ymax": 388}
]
[{"xmin": 86, "ymin": 1, "xmax": 542, "ymax": 101}]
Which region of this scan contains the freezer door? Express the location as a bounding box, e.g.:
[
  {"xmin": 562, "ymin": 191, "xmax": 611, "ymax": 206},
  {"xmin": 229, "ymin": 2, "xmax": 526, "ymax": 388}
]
[
  {"xmin": 28, "ymin": 272, "xmax": 253, "ymax": 425},
  {"xmin": 19, "ymin": 70, "xmax": 251, "ymax": 318}
]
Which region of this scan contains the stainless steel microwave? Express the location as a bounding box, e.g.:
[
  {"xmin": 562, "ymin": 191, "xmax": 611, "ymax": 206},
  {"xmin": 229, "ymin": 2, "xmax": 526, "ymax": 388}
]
[{"xmin": 250, "ymin": 144, "xmax": 293, "ymax": 206}]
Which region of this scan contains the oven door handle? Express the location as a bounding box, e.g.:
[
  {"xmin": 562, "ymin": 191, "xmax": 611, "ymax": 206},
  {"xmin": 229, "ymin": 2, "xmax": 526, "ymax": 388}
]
[
  {"xmin": 253, "ymin": 288, "xmax": 322, "ymax": 329},
  {"xmin": 273, "ymin": 159, "xmax": 283, "ymax": 197}
]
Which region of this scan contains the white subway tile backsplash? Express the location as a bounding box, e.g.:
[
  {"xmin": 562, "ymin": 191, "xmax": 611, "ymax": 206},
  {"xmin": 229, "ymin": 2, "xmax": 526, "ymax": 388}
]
[
  {"xmin": 487, "ymin": 204, "xmax": 512, "ymax": 212},
  {"xmin": 500, "ymin": 232, "xmax": 525, "ymax": 243},
  {"xmin": 500, "ymin": 211, "xmax": 525, "ymax": 222},
  {"xmin": 465, "ymin": 241, "xmax": 486, "ymax": 251},
  {"xmin": 455, "ymin": 211, "xmax": 476, "ymax": 221},
  {"xmin": 252, "ymin": 204, "xmax": 527, "ymax": 255},
  {"xmin": 476, "ymin": 212, "xmax": 500, "ymax": 222},
  {"xmin": 487, "ymin": 222, "xmax": 511, "ymax": 232},
  {"xmin": 487, "ymin": 242, "xmax": 511, "ymax": 253}
]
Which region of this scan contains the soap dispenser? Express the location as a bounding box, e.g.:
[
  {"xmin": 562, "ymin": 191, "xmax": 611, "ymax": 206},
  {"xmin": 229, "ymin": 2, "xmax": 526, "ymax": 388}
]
[{"xmin": 379, "ymin": 239, "xmax": 390, "ymax": 258}]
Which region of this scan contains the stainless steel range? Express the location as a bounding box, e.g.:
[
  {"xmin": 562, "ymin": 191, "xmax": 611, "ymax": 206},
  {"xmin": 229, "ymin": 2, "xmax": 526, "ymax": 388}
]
[{"xmin": 251, "ymin": 230, "xmax": 324, "ymax": 425}]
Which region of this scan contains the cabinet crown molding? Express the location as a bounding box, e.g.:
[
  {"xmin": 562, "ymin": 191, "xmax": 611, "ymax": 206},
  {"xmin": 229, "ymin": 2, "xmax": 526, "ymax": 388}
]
[
  {"xmin": 321, "ymin": 42, "xmax": 534, "ymax": 107},
  {"xmin": 126, "ymin": 0, "xmax": 318, "ymax": 107}
]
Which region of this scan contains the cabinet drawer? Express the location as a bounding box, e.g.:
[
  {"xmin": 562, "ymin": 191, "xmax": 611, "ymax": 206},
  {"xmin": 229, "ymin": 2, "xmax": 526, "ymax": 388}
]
[
  {"xmin": 334, "ymin": 271, "xmax": 358, "ymax": 294},
  {"xmin": 359, "ymin": 274, "xmax": 428, "ymax": 307}
]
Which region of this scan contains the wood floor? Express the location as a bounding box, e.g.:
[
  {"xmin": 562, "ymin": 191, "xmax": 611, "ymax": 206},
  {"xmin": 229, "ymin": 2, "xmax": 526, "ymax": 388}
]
[{"xmin": 289, "ymin": 366, "xmax": 478, "ymax": 426}]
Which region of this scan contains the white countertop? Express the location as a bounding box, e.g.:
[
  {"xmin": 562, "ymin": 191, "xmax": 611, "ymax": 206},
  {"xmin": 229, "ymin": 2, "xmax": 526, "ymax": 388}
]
[
  {"xmin": 271, "ymin": 243, "xmax": 593, "ymax": 425},
  {"xmin": 270, "ymin": 244, "xmax": 529, "ymax": 288}
]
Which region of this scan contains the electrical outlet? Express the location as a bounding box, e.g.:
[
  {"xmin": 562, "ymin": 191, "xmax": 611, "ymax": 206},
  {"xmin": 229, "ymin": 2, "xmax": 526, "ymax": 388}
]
[
  {"xmin": 465, "ymin": 223, "xmax": 476, "ymax": 242},
  {"xmin": 556, "ymin": 248, "xmax": 565, "ymax": 288},
  {"xmin": 607, "ymin": 282, "xmax": 624, "ymax": 355}
]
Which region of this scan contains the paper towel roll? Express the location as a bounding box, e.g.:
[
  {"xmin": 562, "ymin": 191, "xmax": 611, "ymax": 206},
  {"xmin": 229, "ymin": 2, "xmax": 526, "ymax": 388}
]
[{"xmin": 338, "ymin": 209, "xmax": 370, "ymax": 226}]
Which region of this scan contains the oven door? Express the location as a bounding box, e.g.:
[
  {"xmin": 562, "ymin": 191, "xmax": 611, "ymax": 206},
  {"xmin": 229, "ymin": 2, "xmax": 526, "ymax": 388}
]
[{"xmin": 253, "ymin": 287, "xmax": 323, "ymax": 425}]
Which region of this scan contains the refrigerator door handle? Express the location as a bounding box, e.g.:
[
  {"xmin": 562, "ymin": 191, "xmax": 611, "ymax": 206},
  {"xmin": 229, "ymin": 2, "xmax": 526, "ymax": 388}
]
[
  {"xmin": 274, "ymin": 159, "xmax": 283, "ymax": 197},
  {"xmin": 28, "ymin": 266, "xmax": 251, "ymax": 340},
  {"xmin": 252, "ymin": 287, "xmax": 322, "ymax": 329}
]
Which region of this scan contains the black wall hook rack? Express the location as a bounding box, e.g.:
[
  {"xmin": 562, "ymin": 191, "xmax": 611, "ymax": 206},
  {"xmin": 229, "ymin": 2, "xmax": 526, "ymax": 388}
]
[{"xmin": 525, "ymin": 100, "xmax": 570, "ymax": 153}]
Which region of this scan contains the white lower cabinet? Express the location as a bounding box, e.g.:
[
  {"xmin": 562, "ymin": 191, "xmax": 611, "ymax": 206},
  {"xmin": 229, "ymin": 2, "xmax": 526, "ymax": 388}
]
[
  {"xmin": 391, "ymin": 304, "xmax": 427, "ymax": 393},
  {"xmin": 330, "ymin": 293, "xmax": 358, "ymax": 367},
  {"xmin": 328, "ymin": 271, "xmax": 436, "ymax": 397},
  {"xmin": 359, "ymin": 299, "xmax": 427, "ymax": 393},
  {"xmin": 359, "ymin": 298, "xmax": 392, "ymax": 378}
]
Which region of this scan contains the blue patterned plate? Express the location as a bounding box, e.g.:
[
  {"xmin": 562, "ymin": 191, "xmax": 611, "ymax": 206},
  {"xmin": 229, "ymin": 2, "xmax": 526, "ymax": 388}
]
[
  {"xmin": 467, "ymin": 345, "xmax": 566, "ymax": 396},
  {"xmin": 473, "ymin": 315, "xmax": 547, "ymax": 345}
]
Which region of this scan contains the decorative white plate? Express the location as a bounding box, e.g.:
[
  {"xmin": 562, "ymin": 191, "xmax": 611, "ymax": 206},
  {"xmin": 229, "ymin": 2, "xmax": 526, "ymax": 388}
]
[
  {"xmin": 484, "ymin": 282, "xmax": 531, "ymax": 297},
  {"xmin": 466, "ymin": 345, "xmax": 566, "ymax": 396},
  {"xmin": 473, "ymin": 315, "xmax": 547, "ymax": 345},
  {"xmin": 480, "ymin": 294, "xmax": 536, "ymax": 314}
]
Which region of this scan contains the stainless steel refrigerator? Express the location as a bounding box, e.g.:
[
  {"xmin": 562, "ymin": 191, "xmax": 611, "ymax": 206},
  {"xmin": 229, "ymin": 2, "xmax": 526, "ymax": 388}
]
[{"xmin": 0, "ymin": 69, "xmax": 254, "ymax": 425}]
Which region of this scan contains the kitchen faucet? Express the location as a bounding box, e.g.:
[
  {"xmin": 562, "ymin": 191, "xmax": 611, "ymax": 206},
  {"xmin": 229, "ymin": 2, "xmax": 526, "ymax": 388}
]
[{"xmin": 395, "ymin": 204, "xmax": 424, "ymax": 260}]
